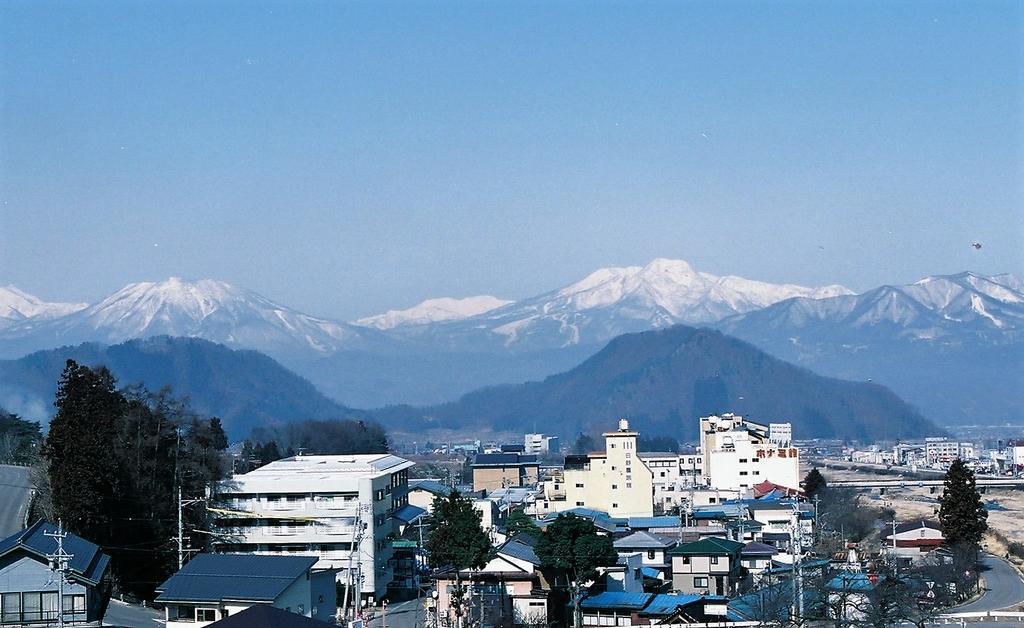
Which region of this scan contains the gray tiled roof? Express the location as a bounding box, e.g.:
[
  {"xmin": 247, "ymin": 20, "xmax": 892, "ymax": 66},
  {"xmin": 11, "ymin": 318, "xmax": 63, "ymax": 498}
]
[
  {"xmin": 498, "ymin": 534, "xmax": 541, "ymax": 566},
  {"xmin": 614, "ymin": 531, "xmax": 677, "ymax": 550},
  {"xmin": 155, "ymin": 554, "xmax": 317, "ymax": 603}
]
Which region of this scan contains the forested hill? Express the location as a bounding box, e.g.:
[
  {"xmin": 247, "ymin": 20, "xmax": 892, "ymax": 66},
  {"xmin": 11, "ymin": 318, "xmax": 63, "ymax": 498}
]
[
  {"xmin": 375, "ymin": 326, "xmax": 940, "ymax": 441},
  {"xmin": 0, "ymin": 336, "xmax": 367, "ymax": 438}
]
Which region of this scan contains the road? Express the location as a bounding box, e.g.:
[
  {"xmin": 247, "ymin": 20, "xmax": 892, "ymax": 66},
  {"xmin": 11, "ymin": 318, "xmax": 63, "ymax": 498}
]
[
  {"xmin": 0, "ymin": 464, "xmax": 32, "ymax": 538},
  {"xmin": 952, "ymin": 554, "xmax": 1024, "ymax": 613},
  {"xmin": 102, "ymin": 599, "xmax": 165, "ymax": 627},
  {"xmin": 366, "ymin": 598, "xmax": 425, "ymax": 628}
]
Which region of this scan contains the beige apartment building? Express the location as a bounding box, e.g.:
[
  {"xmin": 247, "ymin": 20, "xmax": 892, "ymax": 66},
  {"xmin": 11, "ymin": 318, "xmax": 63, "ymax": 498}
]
[
  {"xmin": 471, "ymin": 453, "xmax": 540, "ymax": 492},
  {"xmin": 536, "ymin": 419, "xmax": 654, "ymax": 518}
]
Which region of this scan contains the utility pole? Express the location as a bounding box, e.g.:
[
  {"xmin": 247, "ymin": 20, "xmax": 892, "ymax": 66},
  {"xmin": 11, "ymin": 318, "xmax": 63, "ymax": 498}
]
[
  {"xmin": 176, "ymin": 486, "xmax": 205, "ymax": 569},
  {"xmin": 45, "ymin": 520, "xmax": 73, "ymax": 628},
  {"xmin": 790, "ymin": 502, "xmax": 804, "ymax": 621},
  {"xmin": 342, "ymin": 504, "xmax": 370, "ymax": 621}
]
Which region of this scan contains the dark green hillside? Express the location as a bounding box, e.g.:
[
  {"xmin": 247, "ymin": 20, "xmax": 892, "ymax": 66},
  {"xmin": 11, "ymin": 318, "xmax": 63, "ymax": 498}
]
[
  {"xmin": 0, "ymin": 336, "xmax": 366, "ymax": 438},
  {"xmin": 376, "ymin": 326, "xmax": 939, "ymax": 441}
]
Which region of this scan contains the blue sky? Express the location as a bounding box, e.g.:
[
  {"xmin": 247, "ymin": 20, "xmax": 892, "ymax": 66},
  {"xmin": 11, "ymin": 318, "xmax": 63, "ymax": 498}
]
[{"xmin": 2, "ymin": 1, "xmax": 1021, "ymax": 319}]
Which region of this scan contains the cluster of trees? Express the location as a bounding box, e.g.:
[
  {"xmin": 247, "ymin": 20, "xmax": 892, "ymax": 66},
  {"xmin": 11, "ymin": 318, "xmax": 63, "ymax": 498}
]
[
  {"xmin": 39, "ymin": 360, "xmax": 229, "ymax": 599},
  {"xmin": 0, "ymin": 409, "xmax": 41, "ymax": 464},
  {"xmin": 235, "ymin": 418, "xmax": 389, "ymax": 472}
]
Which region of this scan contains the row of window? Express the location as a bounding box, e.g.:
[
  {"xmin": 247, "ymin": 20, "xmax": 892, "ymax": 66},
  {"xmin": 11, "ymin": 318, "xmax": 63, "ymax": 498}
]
[{"xmin": 1, "ymin": 592, "xmax": 85, "ymax": 624}]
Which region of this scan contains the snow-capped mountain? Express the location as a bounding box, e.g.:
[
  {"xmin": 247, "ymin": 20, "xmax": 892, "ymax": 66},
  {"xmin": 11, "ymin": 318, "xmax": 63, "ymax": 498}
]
[
  {"xmin": 0, "ymin": 278, "xmax": 387, "ymax": 359},
  {"xmin": 0, "ymin": 286, "xmax": 86, "ymax": 327},
  {"xmin": 388, "ymin": 258, "xmax": 853, "ymax": 351},
  {"xmin": 718, "ymin": 271, "xmax": 1024, "ymax": 343},
  {"xmin": 354, "ymin": 295, "xmax": 512, "ymax": 330}
]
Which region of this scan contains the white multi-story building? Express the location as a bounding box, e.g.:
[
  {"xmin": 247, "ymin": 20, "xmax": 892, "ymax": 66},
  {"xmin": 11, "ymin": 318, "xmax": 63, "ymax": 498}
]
[
  {"xmin": 925, "ymin": 438, "xmax": 976, "ymax": 465},
  {"xmin": 641, "ymin": 451, "xmax": 704, "ymax": 513},
  {"xmin": 535, "ymin": 419, "xmax": 654, "ymax": 518},
  {"xmin": 524, "ymin": 433, "xmax": 561, "ymax": 455},
  {"xmin": 1010, "ymin": 440, "xmax": 1024, "ymax": 470},
  {"xmin": 211, "ymin": 454, "xmax": 414, "ymax": 602},
  {"xmin": 699, "ymin": 414, "xmax": 800, "ymax": 493}
]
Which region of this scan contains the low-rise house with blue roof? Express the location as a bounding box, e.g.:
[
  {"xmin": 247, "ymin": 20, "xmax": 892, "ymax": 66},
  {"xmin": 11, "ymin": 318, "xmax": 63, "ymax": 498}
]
[
  {"xmin": 0, "ymin": 521, "xmax": 111, "ymax": 625},
  {"xmin": 668, "ymin": 537, "xmax": 745, "ymax": 596},
  {"xmin": 155, "ymin": 554, "xmax": 336, "ymax": 627},
  {"xmin": 578, "ymin": 591, "xmax": 730, "ymax": 626},
  {"xmin": 739, "ymin": 542, "xmax": 778, "ymax": 578}
]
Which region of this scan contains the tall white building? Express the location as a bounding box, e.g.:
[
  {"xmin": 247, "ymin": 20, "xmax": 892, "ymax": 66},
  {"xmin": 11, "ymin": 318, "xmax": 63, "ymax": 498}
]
[
  {"xmin": 524, "ymin": 433, "xmax": 561, "ymax": 455},
  {"xmin": 641, "ymin": 451, "xmax": 704, "ymax": 513},
  {"xmin": 699, "ymin": 414, "xmax": 800, "ymax": 492},
  {"xmin": 211, "ymin": 454, "xmax": 414, "ymax": 602}
]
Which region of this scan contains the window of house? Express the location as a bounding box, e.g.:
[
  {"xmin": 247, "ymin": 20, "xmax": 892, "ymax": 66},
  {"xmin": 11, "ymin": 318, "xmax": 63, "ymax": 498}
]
[
  {"xmin": 41, "ymin": 593, "xmax": 58, "ymax": 620},
  {"xmin": 660, "ymin": 472, "xmax": 665, "ymax": 477},
  {"xmin": 739, "ymin": 471, "xmax": 748, "ymax": 476},
  {"xmin": 625, "ymin": 467, "xmax": 631, "ymax": 473},
  {"xmin": 626, "ymin": 483, "xmax": 632, "ymax": 488},
  {"xmin": 175, "ymin": 605, "xmax": 196, "ymax": 620},
  {"xmin": 647, "ymin": 550, "xmax": 656, "ymax": 560},
  {"xmin": 576, "ymin": 483, "xmax": 584, "ymax": 488},
  {"xmin": 611, "ymin": 484, "xmax": 617, "ymax": 490},
  {"xmin": 625, "ymin": 452, "xmax": 631, "ymax": 459},
  {"xmin": 576, "ymin": 501, "xmax": 585, "ymax": 506},
  {"xmin": 197, "ymin": 608, "xmax": 219, "ymax": 622},
  {"xmin": 710, "ymin": 556, "xmax": 720, "ymax": 564},
  {"xmin": 610, "ymin": 444, "xmax": 616, "ymax": 448},
  {"xmin": 21, "ymin": 592, "xmax": 42, "ymax": 622},
  {"xmin": 753, "ymin": 471, "xmax": 760, "ymax": 475},
  {"xmin": 739, "ymin": 458, "xmax": 747, "ymax": 463},
  {"xmin": 1, "ymin": 593, "xmax": 20, "ymax": 623},
  {"xmin": 694, "ymin": 577, "xmax": 708, "ymax": 588},
  {"xmin": 62, "ymin": 594, "xmax": 86, "ymax": 617}
]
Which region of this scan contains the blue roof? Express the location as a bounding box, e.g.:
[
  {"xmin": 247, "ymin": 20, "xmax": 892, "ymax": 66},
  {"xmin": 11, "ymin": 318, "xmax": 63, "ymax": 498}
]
[
  {"xmin": 579, "ymin": 591, "xmax": 652, "ymax": 611},
  {"xmin": 393, "ymin": 504, "xmax": 427, "ymax": 523},
  {"xmin": 644, "ymin": 593, "xmax": 719, "ymax": 616},
  {"xmin": 828, "ymin": 572, "xmax": 879, "ymax": 592},
  {"xmin": 627, "ymin": 516, "xmax": 680, "ymax": 529},
  {"xmin": 640, "ymin": 566, "xmax": 662, "ymax": 579},
  {"xmin": 0, "ymin": 521, "xmax": 109, "ymax": 586},
  {"xmin": 155, "ymin": 554, "xmax": 318, "ymax": 603}
]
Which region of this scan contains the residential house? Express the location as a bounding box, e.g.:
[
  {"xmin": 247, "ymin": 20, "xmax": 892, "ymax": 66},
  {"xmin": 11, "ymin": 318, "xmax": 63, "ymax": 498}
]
[
  {"xmin": 883, "ymin": 520, "xmax": 945, "ymax": 558},
  {"xmin": 739, "ymin": 542, "xmax": 778, "ymax": 580},
  {"xmin": 155, "ymin": 554, "xmax": 336, "ymax": 627},
  {"xmin": 613, "ymin": 532, "xmax": 676, "ymax": 578},
  {"xmin": 0, "ymin": 521, "xmax": 111, "ymax": 626},
  {"xmin": 434, "ymin": 534, "xmax": 550, "ymax": 627},
  {"xmin": 668, "ymin": 537, "xmax": 745, "ymax": 596},
  {"xmin": 211, "ymin": 454, "xmax": 413, "ymax": 601}
]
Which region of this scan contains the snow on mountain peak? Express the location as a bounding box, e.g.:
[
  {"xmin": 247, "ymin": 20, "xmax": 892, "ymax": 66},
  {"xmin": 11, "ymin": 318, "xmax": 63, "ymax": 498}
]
[
  {"xmin": 0, "ymin": 285, "xmax": 87, "ymax": 325},
  {"xmin": 354, "ymin": 295, "xmax": 513, "ymax": 329}
]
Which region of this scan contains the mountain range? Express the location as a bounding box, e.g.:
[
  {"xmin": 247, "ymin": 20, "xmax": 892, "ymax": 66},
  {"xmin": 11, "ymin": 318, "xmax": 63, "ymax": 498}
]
[{"xmin": 1, "ymin": 261, "xmax": 1020, "ymax": 423}]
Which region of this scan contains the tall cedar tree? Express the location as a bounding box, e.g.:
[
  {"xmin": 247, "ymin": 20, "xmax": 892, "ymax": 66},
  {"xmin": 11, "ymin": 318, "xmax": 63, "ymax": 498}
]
[
  {"xmin": 42, "ymin": 360, "xmax": 124, "ymax": 536},
  {"xmin": 535, "ymin": 514, "xmax": 618, "ymax": 628},
  {"xmin": 43, "ymin": 366, "xmax": 229, "ymax": 599},
  {"xmin": 938, "ymin": 459, "xmax": 988, "ymax": 546},
  {"xmin": 426, "ymin": 490, "xmax": 492, "ymax": 571},
  {"xmin": 803, "ymin": 468, "xmax": 827, "ymax": 499}
]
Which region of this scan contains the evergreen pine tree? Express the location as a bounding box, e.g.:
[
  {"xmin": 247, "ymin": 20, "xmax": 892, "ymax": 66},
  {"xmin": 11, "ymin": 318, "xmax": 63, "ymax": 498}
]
[
  {"xmin": 42, "ymin": 360, "xmax": 125, "ymax": 537},
  {"xmin": 803, "ymin": 467, "xmax": 827, "ymax": 499},
  {"xmin": 938, "ymin": 458, "xmax": 988, "ymax": 546},
  {"xmin": 426, "ymin": 490, "xmax": 492, "ymax": 624},
  {"xmin": 506, "ymin": 508, "xmax": 541, "ymax": 538},
  {"xmin": 535, "ymin": 514, "xmax": 618, "ymax": 628}
]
